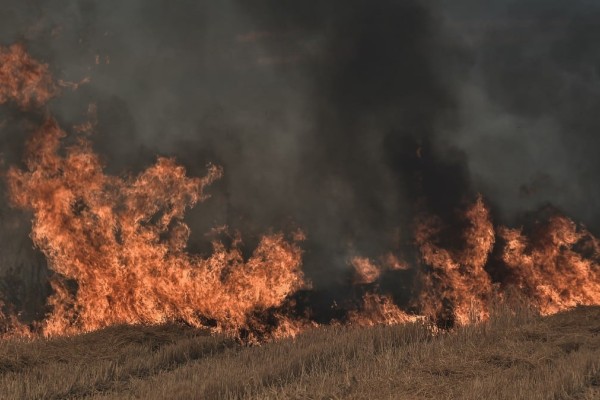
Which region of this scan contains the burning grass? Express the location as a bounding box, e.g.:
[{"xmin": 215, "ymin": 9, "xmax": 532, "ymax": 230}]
[
  {"xmin": 5, "ymin": 95, "xmax": 599, "ymax": 341},
  {"xmin": 0, "ymin": 42, "xmax": 597, "ymax": 347},
  {"xmin": 0, "ymin": 304, "xmax": 598, "ymax": 399}
]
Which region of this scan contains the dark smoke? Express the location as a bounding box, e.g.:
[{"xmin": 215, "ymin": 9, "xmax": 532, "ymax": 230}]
[
  {"xmin": 441, "ymin": 0, "xmax": 600, "ymax": 227},
  {"xmin": 0, "ymin": 0, "xmax": 599, "ymax": 320}
]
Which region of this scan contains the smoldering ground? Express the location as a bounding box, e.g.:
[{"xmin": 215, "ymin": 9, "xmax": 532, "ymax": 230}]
[{"xmin": 1, "ymin": 0, "xmax": 599, "ymax": 321}]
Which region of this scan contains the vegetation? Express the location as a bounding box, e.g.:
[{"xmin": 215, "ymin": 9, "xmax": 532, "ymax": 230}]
[{"xmin": 0, "ymin": 305, "xmax": 598, "ymax": 399}]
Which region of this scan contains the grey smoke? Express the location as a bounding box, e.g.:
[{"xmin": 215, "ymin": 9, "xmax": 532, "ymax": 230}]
[
  {"xmin": 441, "ymin": 0, "xmax": 600, "ymax": 227},
  {"xmin": 1, "ymin": 0, "xmax": 599, "ymax": 316}
]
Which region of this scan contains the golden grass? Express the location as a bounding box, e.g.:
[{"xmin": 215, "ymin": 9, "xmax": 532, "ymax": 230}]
[{"xmin": 0, "ymin": 305, "xmax": 599, "ymax": 399}]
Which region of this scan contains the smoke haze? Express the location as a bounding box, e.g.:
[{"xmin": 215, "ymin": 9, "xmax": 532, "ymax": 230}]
[{"xmin": 1, "ymin": 0, "xmax": 599, "ymax": 318}]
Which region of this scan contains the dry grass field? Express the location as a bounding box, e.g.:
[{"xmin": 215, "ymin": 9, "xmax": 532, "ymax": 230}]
[{"xmin": 0, "ymin": 305, "xmax": 599, "ymax": 400}]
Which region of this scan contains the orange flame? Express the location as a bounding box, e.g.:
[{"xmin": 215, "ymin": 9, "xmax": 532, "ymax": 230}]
[
  {"xmin": 1, "ymin": 44, "xmax": 600, "ymax": 341},
  {"xmin": 351, "ymin": 257, "xmax": 381, "ymax": 284},
  {"xmin": 0, "ymin": 44, "xmax": 56, "ymax": 108},
  {"xmin": 413, "ymin": 197, "xmax": 600, "ymax": 325},
  {"xmin": 499, "ymin": 214, "xmax": 600, "ymax": 315},
  {"xmin": 415, "ymin": 196, "xmax": 494, "ymax": 325},
  {"xmin": 348, "ymin": 293, "xmax": 419, "ymax": 326},
  {"xmin": 6, "ymin": 119, "xmax": 306, "ymax": 337}
]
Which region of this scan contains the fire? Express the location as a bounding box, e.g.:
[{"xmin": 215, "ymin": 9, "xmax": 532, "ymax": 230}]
[
  {"xmin": 414, "ymin": 196, "xmax": 495, "ymax": 325},
  {"xmin": 351, "ymin": 257, "xmax": 381, "ymax": 285},
  {"xmin": 412, "ymin": 197, "xmax": 600, "ymax": 326},
  {"xmin": 1, "ymin": 44, "xmax": 599, "ymax": 341},
  {"xmin": 498, "ymin": 214, "xmax": 600, "ymax": 315},
  {"xmin": 348, "ymin": 293, "xmax": 419, "ymax": 326},
  {"xmin": 351, "ymin": 253, "xmax": 409, "ymax": 285},
  {"xmin": 0, "ymin": 43, "xmax": 56, "ymax": 108},
  {"xmin": 6, "ymin": 118, "xmax": 306, "ymax": 336}
]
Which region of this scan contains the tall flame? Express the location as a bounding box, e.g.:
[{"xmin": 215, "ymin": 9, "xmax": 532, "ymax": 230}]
[
  {"xmin": 412, "ymin": 197, "xmax": 600, "ymax": 325},
  {"xmin": 6, "ymin": 119, "xmax": 305, "ymax": 336},
  {"xmin": 1, "ymin": 44, "xmax": 599, "ymax": 341},
  {"xmin": 415, "ymin": 196, "xmax": 495, "ymax": 325}
]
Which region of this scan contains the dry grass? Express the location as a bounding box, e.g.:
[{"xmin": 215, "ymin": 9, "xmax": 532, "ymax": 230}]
[{"xmin": 0, "ymin": 305, "xmax": 599, "ymax": 400}]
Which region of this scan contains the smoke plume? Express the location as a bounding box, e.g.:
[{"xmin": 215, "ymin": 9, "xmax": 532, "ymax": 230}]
[{"xmin": 0, "ymin": 0, "xmax": 599, "ymax": 331}]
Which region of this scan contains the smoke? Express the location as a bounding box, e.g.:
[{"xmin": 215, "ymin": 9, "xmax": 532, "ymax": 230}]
[
  {"xmin": 440, "ymin": 0, "xmax": 600, "ymax": 227},
  {"xmin": 1, "ymin": 0, "xmax": 599, "ymax": 318},
  {"xmin": 232, "ymin": 0, "xmax": 469, "ymax": 285}
]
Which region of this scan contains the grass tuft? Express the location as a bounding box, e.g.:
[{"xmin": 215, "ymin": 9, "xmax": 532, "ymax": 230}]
[{"xmin": 0, "ymin": 305, "xmax": 598, "ymax": 399}]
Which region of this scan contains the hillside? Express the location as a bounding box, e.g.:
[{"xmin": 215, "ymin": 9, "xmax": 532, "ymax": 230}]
[{"xmin": 0, "ymin": 306, "xmax": 598, "ymax": 399}]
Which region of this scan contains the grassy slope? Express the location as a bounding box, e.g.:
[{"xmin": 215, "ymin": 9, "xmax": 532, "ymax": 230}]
[{"xmin": 0, "ymin": 306, "xmax": 599, "ymax": 400}]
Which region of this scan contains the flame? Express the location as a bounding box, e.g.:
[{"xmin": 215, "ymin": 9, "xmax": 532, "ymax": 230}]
[
  {"xmin": 351, "ymin": 257, "xmax": 381, "ymax": 284},
  {"xmin": 0, "ymin": 305, "xmax": 33, "ymax": 339},
  {"xmin": 6, "ymin": 119, "xmax": 305, "ymax": 337},
  {"xmin": 348, "ymin": 293, "xmax": 419, "ymax": 326},
  {"xmin": 413, "ymin": 197, "xmax": 600, "ymax": 325},
  {"xmin": 351, "ymin": 253, "xmax": 409, "ymax": 285},
  {"xmin": 1, "ymin": 44, "xmax": 599, "ymax": 341},
  {"xmin": 498, "ymin": 214, "xmax": 600, "ymax": 315},
  {"xmin": 382, "ymin": 252, "xmax": 409, "ymax": 271},
  {"xmin": 0, "ymin": 44, "xmax": 56, "ymax": 108},
  {"xmin": 415, "ymin": 196, "xmax": 494, "ymax": 325}
]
